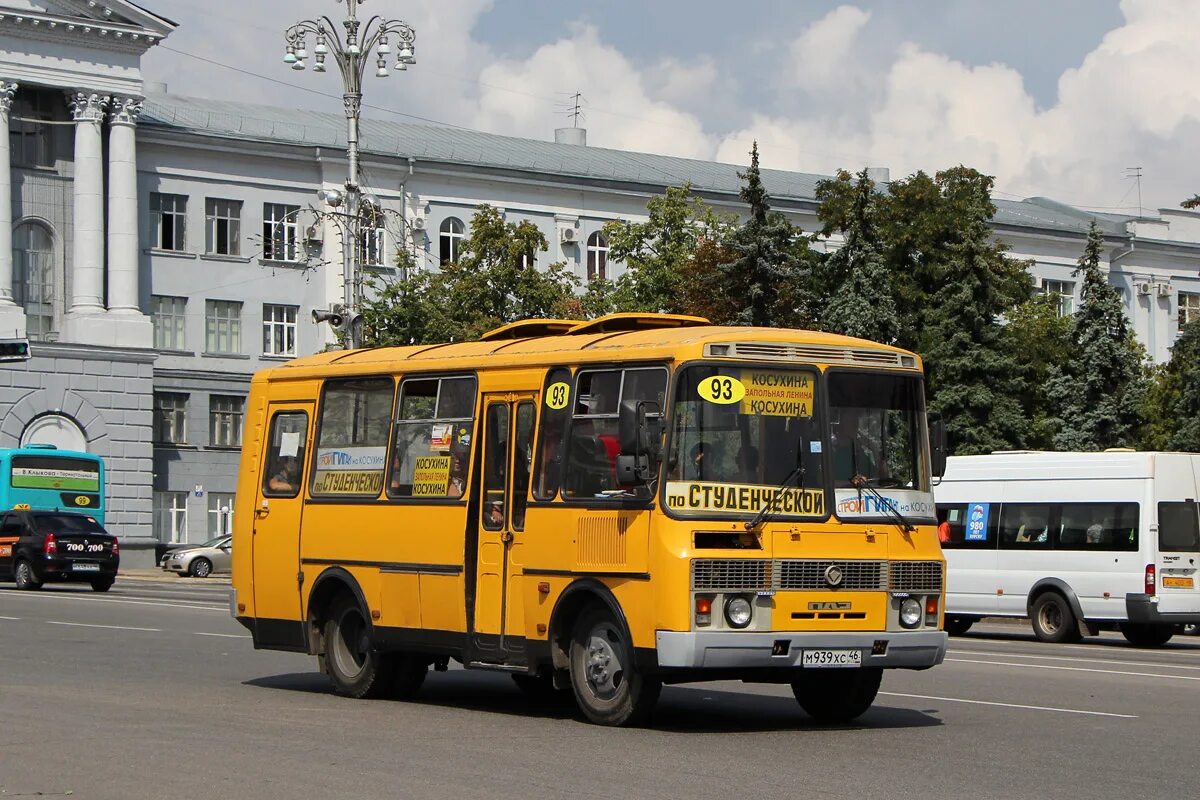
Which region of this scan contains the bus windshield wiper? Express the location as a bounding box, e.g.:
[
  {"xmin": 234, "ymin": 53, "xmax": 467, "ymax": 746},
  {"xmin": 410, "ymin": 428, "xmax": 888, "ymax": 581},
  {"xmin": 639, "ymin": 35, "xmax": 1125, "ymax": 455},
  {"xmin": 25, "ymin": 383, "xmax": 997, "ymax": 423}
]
[
  {"xmin": 851, "ymin": 474, "xmax": 915, "ymax": 534},
  {"xmin": 745, "ymin": 462, "xmax": 806, "ymax": 532}
]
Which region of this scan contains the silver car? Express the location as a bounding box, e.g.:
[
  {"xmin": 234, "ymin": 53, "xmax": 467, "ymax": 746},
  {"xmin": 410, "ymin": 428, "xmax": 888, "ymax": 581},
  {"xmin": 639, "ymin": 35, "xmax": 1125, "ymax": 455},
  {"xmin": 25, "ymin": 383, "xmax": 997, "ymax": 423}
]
[{"xmin": 160, "ymin": 535, "xmax": 232, "ymax": 578}]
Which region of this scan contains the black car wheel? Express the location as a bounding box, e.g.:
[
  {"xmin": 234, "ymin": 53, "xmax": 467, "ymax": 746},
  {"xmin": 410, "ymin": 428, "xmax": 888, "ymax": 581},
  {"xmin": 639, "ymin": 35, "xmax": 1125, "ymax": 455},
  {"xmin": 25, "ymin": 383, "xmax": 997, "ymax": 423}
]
[
  {"xmin": 14, "ymin": 560, "xmax": 42, "ymax": 590},
  {"xmin": 189, "ymin": 557, "xmax": 212, "ymax": 578},
  {"xmin": 90, "ymin": 577, "xmax": 114, "ymax": 593}
]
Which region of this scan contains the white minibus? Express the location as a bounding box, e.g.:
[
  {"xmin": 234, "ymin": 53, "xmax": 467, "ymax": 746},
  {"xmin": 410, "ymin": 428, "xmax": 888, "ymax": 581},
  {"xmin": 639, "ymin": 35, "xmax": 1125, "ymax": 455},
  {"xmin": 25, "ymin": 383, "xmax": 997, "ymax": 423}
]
[{"xmin": 935, "ymin": 451, "xmax": 1200, "ymax": 646}]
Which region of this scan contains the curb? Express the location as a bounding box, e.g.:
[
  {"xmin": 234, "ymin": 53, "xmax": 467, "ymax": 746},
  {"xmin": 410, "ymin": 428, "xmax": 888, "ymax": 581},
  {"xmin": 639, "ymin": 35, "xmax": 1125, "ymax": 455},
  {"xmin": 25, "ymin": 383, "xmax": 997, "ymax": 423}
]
[{"xmin": 117, "ymin": 570, "xmax": 231, "ymax": 585}]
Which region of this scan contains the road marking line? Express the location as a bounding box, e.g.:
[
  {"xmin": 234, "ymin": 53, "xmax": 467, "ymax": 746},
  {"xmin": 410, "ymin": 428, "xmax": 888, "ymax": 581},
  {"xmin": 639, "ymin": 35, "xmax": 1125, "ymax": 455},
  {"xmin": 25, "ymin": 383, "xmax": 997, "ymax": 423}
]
[
  {"xmin": 2, "ymin": 592, "xmax": 224, "ymax": 613},
  {"xmin": 948, "ymin": 657, "xmax": 1200, "ymax": 681},
  {"xmin": 949, "ymin": 648, "xmax": 1200, "ymax": 672},
  {"xmin": 194, "ymin": 632, "xmax": 250, "ymax": 639},
  {"xmin": 0, "ymin": 615, "xmax": 20, "ymax": 620},
  {"xmin": 879, "ymin": 691, "xmax": 1137, "ymax": 718},
  {"xmin": 953, "ymin": 637, "xmax": 1200, "ymax": 658},
  {"xmin": 47, "ymin": 621, "xmax": 161, "ymax": 632}
]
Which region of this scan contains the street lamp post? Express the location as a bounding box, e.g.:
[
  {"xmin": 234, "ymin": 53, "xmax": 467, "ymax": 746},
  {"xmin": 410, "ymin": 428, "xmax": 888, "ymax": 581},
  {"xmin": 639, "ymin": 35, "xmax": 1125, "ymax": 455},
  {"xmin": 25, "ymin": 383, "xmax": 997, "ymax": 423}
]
[{"xmin": 284, "ymin": 0, "xmax": 416, "ymax": 348}]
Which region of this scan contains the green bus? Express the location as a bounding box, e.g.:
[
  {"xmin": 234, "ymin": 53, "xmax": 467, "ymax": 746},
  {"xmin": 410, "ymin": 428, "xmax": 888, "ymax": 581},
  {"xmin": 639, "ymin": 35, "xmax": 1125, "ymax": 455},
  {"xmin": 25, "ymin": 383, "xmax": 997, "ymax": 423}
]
[{"xmin": 0, "ymin": 445, "xmax": 105, "ymax": 524}]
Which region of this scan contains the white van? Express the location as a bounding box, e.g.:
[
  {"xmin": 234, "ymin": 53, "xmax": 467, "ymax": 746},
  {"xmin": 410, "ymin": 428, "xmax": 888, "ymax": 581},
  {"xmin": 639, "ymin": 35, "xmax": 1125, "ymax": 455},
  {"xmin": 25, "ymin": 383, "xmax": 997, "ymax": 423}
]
[{"xmin": 935, "ymin": 451, "xmax": 1200, "ymax": 646}]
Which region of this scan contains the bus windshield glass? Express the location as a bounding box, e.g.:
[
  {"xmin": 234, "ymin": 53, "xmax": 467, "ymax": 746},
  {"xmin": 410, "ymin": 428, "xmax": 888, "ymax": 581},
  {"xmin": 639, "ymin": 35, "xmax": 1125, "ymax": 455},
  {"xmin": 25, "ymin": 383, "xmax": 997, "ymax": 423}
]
[
  {"xmin": 666, "ymin": 365, "xmax": 826, "ymax": 519},
  {"xmin": 828, "ymin": 371, "xmax": 933, "ymax": 521}
]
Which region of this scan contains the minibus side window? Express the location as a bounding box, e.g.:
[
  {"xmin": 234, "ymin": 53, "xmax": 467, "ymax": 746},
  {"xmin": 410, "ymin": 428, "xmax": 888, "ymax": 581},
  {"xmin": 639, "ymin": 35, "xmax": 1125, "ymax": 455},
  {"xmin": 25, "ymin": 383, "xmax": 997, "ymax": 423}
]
[
  {"xmin": 1158, "ymin": 502, "xmax": 1200, "ymax": 553},
  {"xmin": 262, "ymin": 412, "xmax": 309, "ymax": 498},
  {"xmin": 311, "ymin": 378, "xmax": 394, "ymax": 497},
  {"xmin": 998, "ymin": 503, "xmax": 1054, "ymax": 548},
  {"xmin": 1056, "ymin": 503, "xmax": 1139, "ymax": 551},
  {"xmin": 533, "ymin": 367, "xmax": 571, "ymax": 500},
  {"xmin": 937, "ymin": 503, "xmax": 997, "ymax": 549},
  {"xmin": 389, "ymin": 376, "xmax": 477, "ymax": 500}
]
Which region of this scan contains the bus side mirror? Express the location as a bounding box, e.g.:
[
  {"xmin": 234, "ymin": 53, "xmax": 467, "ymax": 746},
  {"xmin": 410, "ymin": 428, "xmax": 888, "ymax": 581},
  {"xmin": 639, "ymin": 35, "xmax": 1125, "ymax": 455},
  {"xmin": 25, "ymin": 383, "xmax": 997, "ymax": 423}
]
[
  {"xmin": 930, "ymin": 416, "xmax": 947, "ymax": 479},
  {"xmin": 617, "ymin": 400, "xmax": 662, "ymax": 485}
]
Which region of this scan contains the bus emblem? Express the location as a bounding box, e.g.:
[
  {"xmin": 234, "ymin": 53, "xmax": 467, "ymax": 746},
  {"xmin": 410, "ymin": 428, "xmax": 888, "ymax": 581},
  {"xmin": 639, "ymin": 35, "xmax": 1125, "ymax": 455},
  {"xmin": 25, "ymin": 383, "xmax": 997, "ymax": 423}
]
[
  {"xmin": 75, "ymin": 495, "xmax": 91, "ymax": 506},
  {"xmin": 824, "ymin": 564, "xmax": 844, "ymax": 588}
]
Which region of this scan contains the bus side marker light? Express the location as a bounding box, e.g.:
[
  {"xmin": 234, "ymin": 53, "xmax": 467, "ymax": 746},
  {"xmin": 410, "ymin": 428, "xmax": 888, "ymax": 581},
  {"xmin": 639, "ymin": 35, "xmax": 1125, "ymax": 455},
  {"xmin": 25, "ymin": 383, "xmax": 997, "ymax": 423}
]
[
  {"xmin": 371, "ymin": 609, "xmax": 381, "ymax": 621},
  {"xmin": 537, "ymin": 582, "xmax": 551, "ymax": 594},
  {"xmin": 537, "ymin": 623, "xmax": 547, "ymax": 635},
  {"xmin": 237, "ymin": 603, "xmax": 246, "ymax": 613}
]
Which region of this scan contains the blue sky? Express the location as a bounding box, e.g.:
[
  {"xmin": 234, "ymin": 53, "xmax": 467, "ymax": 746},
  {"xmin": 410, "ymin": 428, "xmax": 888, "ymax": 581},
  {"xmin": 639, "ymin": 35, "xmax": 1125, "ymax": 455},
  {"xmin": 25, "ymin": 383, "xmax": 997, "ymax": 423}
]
[{"xmin": 142, "ymin": 0, "xmax": 1199, "ymax": 213}]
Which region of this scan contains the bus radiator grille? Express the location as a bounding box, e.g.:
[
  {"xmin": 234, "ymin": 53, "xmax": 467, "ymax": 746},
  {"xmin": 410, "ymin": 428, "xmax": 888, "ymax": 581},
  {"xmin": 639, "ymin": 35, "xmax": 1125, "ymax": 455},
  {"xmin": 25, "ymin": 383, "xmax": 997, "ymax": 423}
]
[
  {"xmin": 691, "ymin": 559, "xmax": 888, "ymax": 592},
  {"xmin": 888, "ymin": 561, "xmax": 944, "ymax": 594}
]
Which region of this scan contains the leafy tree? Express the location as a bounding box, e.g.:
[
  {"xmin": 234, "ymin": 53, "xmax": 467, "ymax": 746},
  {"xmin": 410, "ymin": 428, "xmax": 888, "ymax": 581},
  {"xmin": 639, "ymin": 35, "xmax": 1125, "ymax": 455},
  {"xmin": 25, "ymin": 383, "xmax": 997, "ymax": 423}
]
[
  {"xmin": 1003, "ymin": 294, "xmax": 1072, "ymax": 449},
  {"xmin": 360, "ymin": 249, "xmax": 444, "ymax": 346},
  {"xmin": 715, "ymin": 142, "xmax": 817, "ymax": 328},
  {"xmin": 602, "ymin": 184, "xmax": 730, "ymax": 314},
  {"xmin": 819, "ymin": 168, "xmax": 900, "ymax": 343},
  {"xmin": 1045, "ymin": 221, "xmax": 1147, "ymax": 450},
  {"xmin": 916, "ymin": 167, "xmax": 1029, "ymax": 455},
  {"xmin": 677, "ymin": 236, "xmax": 738, "ymax": 322},
  {"xmin": 1143, "ymin": 319, "xmax": 1200, "ymax": 451},
  {"xmin": 1183, "ymin": 195, "xmax": 1200, "ymax": 209}
]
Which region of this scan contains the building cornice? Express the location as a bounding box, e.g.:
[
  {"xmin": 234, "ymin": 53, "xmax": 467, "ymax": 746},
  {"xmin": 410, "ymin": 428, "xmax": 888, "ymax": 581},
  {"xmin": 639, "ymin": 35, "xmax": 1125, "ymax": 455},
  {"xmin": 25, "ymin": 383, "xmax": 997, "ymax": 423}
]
[
  {"xmin": 0, "ymin": 9, "xmax": 165, "ymax": 54},
  {"xmin": 30, "ymin": 341, "xmax": 157, "ymax": 364}
]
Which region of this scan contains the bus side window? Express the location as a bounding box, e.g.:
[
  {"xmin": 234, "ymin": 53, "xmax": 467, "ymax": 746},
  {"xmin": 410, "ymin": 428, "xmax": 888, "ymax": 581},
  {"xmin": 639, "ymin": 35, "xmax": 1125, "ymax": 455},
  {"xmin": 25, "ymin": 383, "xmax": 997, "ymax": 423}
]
[
  {"xmin": 533, "ymin": 367, "xmax": 571, "ymax": 501},
  {"xmin": 998, "ymin": 503, "xmax": 1053, "ymax": 548},
  {"xmin": 512, "ymin": 402, "xmax": 535, "ymax": 530},
  {"xmin": 262, "ymin": 412, "xmax": 309, "ymax": 498},
  {"xmin": 389, "ymin": 375, "xmax": 477, "ymax": 500}
]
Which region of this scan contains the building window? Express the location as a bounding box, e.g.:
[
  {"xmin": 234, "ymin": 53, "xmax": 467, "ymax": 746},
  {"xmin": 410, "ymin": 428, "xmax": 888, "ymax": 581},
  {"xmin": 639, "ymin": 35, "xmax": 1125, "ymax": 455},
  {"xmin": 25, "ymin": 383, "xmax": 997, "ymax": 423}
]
[
  {"xmin": 154, "ymin": 392, "xmax": 188, "ymax": 444},
  {"xmin": 153, "ymin": 491, "xmax": 188, "ymax": 544},
  {"xmin": 209, "ymin": 395, "xmax": 245, "ymax": 448},
  {"xmin": 519, "ymin": 247, "xmax": 536, "ymax": 270},
  {"xmin": 439, "ymin": 217, "xmax": 464, "ymax": 265},
  {"xmin": 205, "ymin": 300, "xmax": 242, "ymax": 354},
  {"xmin": 586, "ymin": 231, "xmax": 609, "ymax": 282},
  {"xmin": 150, "ymin": 193, "xmax": 187, "ymax": 251},
  {"xmin": 359, "ymin": 224, "xmax": 386, "ymax": 267},
  {"xmin": 205, "ymin": 198, "xmax": 242, "ymax": 256},
  {"xmin": 1180, "ymin": 292, "xmax": 1200, "ymax": 329},
  {"xmin": 1039, "ymin": 279, "xmax": 1074, "ymax": 317},
  {"xmin": 262, "ymin": 203, "xmax": 300, "ymax": 261},
  {"xmin": 263, "ymin": 304, "xmax": 298, "ymax": 356},
  {"xmin": 151, "ymin": 295, "xmax": 187, "ymax": 350},
  {"xmin": 12, "ymin": 222, "xmax": 54, "ymax": 340},
  {"xmin": 207, "ymin": 492, "xmax": 236, "ymax": 537},
  {"xmin": 9, "ymin": 89, "xmax": 60, "ymax": 168}
]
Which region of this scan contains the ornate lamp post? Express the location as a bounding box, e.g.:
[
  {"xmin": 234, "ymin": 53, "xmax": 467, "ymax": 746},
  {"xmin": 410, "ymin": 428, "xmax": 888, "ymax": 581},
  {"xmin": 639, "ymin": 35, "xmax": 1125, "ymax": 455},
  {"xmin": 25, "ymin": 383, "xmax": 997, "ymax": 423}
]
[{"xmin": 284, "ymin": 0, "xmax": 416, "ymax": 348}]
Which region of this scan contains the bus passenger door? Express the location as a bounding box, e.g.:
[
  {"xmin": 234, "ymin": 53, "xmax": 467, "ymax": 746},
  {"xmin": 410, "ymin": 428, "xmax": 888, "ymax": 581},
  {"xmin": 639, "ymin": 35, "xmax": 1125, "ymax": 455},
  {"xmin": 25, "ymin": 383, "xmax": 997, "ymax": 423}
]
[
  {"xmin": 251, "ymin": 405, "xmax": 313, "ymax": 649},
  {"xmin": 472, "ymin": 394, "xmax": 536, "ymax": 662}
]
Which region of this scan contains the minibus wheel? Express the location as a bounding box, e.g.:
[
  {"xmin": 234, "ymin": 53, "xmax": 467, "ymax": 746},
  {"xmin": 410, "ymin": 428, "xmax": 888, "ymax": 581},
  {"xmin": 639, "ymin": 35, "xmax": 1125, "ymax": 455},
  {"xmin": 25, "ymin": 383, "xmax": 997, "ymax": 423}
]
[
  {"xmin": 791, "ymin": 667, "xmax": 882, "ymax": 723},
  {"xmin": 1030, "ymin": 592, "xmax": 1082, "ymax": 643},
  {"xmin": 568, "ymin": 605, "xmax": 660, "ymax": 726},
  {"xmin": 1119, "ymin": 623, "xmax": 1174, "ymax": 647},
  {"xmin": 323, "ymin": 595, "xmax": 396, "ymax": 699},
  {"xmin": 944, "ymin": 616, "xmax": 974, "ymax": 636}
]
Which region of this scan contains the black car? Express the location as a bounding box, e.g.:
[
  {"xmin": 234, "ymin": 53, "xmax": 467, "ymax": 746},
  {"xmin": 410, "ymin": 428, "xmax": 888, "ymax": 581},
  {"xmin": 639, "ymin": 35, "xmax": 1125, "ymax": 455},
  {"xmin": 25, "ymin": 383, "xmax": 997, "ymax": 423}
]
[{"xmin": 0, "ymin": 510, "xmax": 119, "ymax": 592}]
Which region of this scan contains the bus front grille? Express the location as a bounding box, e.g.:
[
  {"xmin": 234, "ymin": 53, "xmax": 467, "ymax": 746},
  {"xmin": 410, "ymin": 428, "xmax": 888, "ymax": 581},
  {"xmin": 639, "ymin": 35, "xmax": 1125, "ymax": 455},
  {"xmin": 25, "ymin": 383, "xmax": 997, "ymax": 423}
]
[
  {"xmin": 889, "ymin": 561, "xmax": 944, "ymax": 593},
  {"xmin": 691, "ymin": 559, "xmax": 888, "ymax": 592}
]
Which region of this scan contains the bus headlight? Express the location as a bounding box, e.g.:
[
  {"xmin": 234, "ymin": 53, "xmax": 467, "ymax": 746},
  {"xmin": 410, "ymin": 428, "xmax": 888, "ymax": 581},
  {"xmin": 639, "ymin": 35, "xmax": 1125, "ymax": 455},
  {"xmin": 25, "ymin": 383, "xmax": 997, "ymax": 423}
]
[
  {"xmin": 899, "ymin": 597, "xmax": 922, "ymax": 629},
  {"xmin": 724, "ymin": 595, "xmax": 753, "ymax": 629}
]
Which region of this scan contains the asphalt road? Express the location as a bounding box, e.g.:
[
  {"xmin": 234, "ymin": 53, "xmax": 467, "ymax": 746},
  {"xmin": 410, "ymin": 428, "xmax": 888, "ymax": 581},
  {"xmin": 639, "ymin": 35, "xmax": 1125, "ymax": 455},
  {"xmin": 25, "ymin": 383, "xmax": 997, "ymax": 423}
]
[{"xmin": 1, "ymin": 577, "xmax": 1198, "ymax": 800}]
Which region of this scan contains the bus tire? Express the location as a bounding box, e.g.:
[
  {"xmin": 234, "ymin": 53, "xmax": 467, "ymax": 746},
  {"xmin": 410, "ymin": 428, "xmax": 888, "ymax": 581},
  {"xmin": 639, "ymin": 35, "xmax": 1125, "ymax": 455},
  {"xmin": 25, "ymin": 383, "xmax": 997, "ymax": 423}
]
[
  {"xmin": 90, "ymin": 577, "xmax": 114, "ymax": 593},
  {"xmin": 791, "ymin": 667, "xmax": 882, "ymax": 724},
  {"xmin": 1030, "ymin": 592, "xmax": 1081, "ymax": 643},
  {"xmin": 1119, "ymin": 623, "xmax": 1174, "ymax": 647},
  {"xmin": 944, "ymin": 616, "xmax": 974, "ymax": 636},
  {"xmin": 322, "ymin": 596, "xmax": 395, "ymax": 699},
  {"xmin": 568, "ymin": 605, "xmax": 660, "ymax": 727},
  {"xmin": 14, "ymin": 560, "xmax": 41, "ymax": 590}
]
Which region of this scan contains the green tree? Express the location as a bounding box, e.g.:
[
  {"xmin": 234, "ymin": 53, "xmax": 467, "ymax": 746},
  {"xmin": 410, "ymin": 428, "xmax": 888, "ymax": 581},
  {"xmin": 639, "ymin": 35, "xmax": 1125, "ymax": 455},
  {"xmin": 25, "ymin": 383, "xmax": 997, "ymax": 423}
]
[
  {"xmin": 1143, "ymin": 319, "xmax": 1200, "ymax": 451},
  {"xmin": 1045, "ymin": 221, "xmax": 1147, "ymax": 450},
  {"xmin": 1003, "ymin": 294, "xmax": 1073, "ymax": 449},
  {"xmin": 360, "ymin": 249, "xmax": 444, "ymax": 346},
  {"xmin": 716, "ymin": 142, "xmax": 816, "ymax": 328},
  {"xmin": 602, "ymin": 184, "xmax": 730, "ymax": 314},
  {"xmin": 819, "ymin": 168, "xmax": 900, "ymax": 343}
]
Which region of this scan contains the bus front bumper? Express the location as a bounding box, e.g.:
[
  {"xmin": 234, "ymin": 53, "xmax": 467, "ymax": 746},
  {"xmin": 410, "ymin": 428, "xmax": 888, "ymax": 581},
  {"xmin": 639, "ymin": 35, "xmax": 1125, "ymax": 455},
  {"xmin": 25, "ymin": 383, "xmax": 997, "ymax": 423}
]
[{"xmin": 655, "ymin": 629, "xmax": 948, "ymax": 670}]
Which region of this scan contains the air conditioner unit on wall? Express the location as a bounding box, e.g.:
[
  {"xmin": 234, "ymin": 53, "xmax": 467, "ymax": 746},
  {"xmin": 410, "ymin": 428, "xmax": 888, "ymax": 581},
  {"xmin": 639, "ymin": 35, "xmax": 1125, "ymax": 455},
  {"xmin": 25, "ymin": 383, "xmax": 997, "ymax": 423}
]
[
  {"xmin": 1135, "ymin": 282, "xmax": 1153, "ymax": 296},
  {"xmin": 560, "ymin": 227, "xmax": 578, "ymax": 244},
  {"xmin": 1156, "ymin": 283, "xmax": 1173, "ymax": 298},
  {"xmin": 410, "ymin": 217, "xmax": 426, "ymax": 231}
]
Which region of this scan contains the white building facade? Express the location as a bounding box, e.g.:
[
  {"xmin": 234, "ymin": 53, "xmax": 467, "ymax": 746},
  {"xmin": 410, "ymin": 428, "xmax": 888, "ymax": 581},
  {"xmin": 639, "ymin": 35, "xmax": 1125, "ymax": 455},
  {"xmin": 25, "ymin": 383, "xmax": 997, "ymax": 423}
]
[{"xmin": 1, "ymin": 2, "xmax": 1198, "ymax": 564}]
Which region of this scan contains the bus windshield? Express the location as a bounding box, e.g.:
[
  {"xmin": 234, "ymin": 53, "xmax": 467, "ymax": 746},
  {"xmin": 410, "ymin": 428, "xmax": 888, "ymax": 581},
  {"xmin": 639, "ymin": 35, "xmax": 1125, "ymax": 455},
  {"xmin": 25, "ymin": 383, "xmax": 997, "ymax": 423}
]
[
  {"xmin": 827, "ymin": 371, "xmax": 928, "ymax": 493},
  {"xmin": 666, "ymin": 364, "xmax": 826, "ymax": 518}
]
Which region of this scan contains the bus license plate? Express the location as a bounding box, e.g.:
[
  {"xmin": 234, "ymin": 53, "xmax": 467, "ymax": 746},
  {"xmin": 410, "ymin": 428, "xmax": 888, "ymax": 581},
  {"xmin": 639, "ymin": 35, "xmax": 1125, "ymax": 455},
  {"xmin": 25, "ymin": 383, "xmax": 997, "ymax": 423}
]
[
  {"xmin": 802, "ymin": 649, "xmax": 862, "ymax": 668},
  {"xmin": 72, "ymin": 563, "xmax": 100, "ymax": 572},
  {"xmin": 1163, "ymin": 576, "xmax": 1194, "ymax": 589}
]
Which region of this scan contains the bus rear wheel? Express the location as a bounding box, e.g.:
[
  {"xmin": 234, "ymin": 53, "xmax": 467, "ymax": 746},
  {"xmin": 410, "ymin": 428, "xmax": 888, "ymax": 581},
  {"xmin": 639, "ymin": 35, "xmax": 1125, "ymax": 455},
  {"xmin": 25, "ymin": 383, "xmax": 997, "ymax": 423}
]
[
  {"xmin": 791, "ymin": 667, "xmax": 882, "ymax": 724},
  {"xmin": 568, "ymin": 605, "xmax": 660, "ymax": 727},
  {"xmin": 1030, "ymin": 592, "xmax": 1082, "ymax": 643},
  {"xmin": 322, "ymin": 596, "xmax": 395, "ymax": 699},
  {"xmin": 1119, "ymin": 623, "xmax": 1174, "ymax": 647}
]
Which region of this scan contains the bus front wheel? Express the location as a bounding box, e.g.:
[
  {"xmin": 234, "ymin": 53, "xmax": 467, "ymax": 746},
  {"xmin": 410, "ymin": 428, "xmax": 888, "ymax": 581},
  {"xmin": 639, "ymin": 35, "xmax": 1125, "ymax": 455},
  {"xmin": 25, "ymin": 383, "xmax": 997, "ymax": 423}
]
[
  {"xmin": 568, "ymin": 605, "xmax": 660, "ymax": 726},
  {"xmin": 1119, "ymin": 623, "xmax": 1174, "ymax": 647},
  {"xmin": 1030, "ymin": 592, "xmax": 1082, "ymax": 643},
  {"xmin": 791, "ymin": 667, "xmax": 882, "ymax": 724},
  {"xmin": 322, "ymin": 596, "xmax": 395, "ymax": 699}
]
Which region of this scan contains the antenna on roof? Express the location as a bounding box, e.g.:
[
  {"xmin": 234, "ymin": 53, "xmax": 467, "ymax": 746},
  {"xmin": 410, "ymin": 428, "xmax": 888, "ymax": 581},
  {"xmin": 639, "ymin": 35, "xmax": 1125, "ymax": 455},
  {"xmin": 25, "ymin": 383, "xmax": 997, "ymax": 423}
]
[
  {"xmin": 1125, "ymin": 166, "xmax": 1143, "ymax": 217},
  {"xmin": 554, "ymin": 91, "xmax": 587, "ymax": 147}
]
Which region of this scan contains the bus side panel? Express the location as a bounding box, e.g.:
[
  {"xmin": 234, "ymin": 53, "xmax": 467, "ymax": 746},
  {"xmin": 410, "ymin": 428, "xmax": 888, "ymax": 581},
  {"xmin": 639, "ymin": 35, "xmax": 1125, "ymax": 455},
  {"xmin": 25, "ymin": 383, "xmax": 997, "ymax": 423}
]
[{"xmin": 232, "ymin": 380, "xmax": 269, "ymax": 621}]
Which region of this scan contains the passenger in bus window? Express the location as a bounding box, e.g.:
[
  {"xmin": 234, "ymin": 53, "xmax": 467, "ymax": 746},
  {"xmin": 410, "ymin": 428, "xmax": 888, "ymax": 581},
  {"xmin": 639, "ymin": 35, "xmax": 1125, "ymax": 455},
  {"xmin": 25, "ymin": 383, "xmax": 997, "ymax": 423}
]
[
  {"xmin": 268, "ymin": 456, "xmax": 300, "ymax": 493},
  {"xmin": 447, "ymin": 453, "xmax": 466, "ymax": 498}
]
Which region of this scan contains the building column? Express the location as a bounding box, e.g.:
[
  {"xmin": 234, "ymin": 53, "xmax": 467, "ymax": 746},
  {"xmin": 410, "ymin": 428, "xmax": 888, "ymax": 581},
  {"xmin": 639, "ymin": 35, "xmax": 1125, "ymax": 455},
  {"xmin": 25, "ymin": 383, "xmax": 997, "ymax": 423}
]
[
  {"xmin": 106, "ymin": 96, "xmax": 142, "ymax": 314},
  {"xmin": 66, "ymin": 91, "xmax": 107, "ymax": 319},
  {"xmin": 0, "ymin": 80, "xmax": 23, "ymax": 338}
]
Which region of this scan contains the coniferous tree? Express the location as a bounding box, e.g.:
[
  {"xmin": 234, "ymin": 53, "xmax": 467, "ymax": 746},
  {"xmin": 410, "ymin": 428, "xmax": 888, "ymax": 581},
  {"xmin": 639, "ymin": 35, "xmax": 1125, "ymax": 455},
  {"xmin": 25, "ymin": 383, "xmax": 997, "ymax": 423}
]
[
  {"xmin": 1046, "ymin": 221, "xmax": 1147, "ymax": 450},
  {"xmin": 1143, "ymin": 319, "xmax": 1200, "ymax": 451},
  {"xmin": 716, "ymin": 143, "xmax": 815, "ymax": 328},
  {"xmin": 820, "ymin": 169, "xmax": 900, "ymax": 343}
]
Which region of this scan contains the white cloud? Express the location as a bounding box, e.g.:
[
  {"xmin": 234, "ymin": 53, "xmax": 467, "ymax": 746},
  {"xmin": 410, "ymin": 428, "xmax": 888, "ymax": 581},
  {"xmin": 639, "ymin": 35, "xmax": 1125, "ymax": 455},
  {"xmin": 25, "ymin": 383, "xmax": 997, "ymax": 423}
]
[{"xmin": 789, "ymin": 5, "xmax": 872, "ymax": 91}]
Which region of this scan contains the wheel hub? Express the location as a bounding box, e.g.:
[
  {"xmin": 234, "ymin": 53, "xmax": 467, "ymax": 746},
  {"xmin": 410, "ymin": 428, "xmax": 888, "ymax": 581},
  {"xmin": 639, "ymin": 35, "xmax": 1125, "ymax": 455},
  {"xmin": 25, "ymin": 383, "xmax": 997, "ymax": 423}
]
[{"xmin": 585, "ymin": 627, "xmax": 623, "ymax": 699}]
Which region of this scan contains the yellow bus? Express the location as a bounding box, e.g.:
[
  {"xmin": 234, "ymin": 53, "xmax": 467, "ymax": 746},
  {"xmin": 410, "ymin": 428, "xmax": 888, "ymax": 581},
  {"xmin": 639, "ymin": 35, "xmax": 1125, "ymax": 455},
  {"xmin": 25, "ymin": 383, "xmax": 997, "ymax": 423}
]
[{"xmin": 231, "ymin": 313, "xmax": 949, "ymax": 726}]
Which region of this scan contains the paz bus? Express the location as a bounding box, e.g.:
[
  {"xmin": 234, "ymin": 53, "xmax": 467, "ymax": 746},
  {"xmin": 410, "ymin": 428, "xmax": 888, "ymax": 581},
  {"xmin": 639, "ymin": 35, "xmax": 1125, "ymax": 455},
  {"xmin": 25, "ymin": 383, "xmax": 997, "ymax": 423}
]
[
  {"xmin": 0, "ymin": 445, "xmax": 105, "ymax": 523},
  {"xmin": 231, "ymin": 313, "xmax": 949, "ymax": 726},
  {"xmin": 936, "ymin": 451, "xmax": 1200, "ymax": 646}
]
